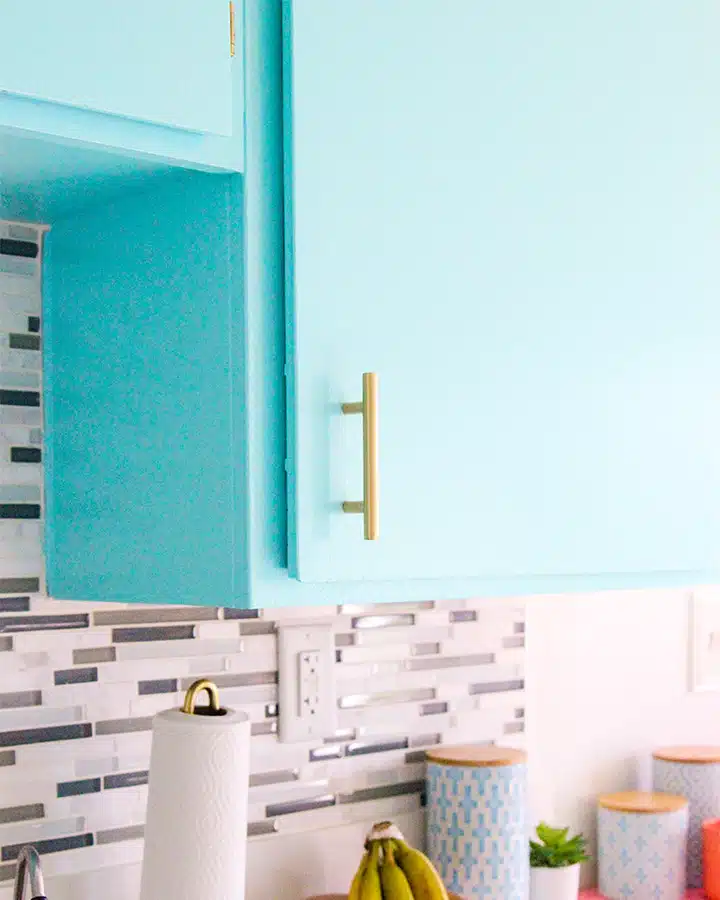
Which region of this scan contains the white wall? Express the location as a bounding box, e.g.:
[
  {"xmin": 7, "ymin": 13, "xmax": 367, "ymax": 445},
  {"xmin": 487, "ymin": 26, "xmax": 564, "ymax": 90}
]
[{"xmin": 526, "ymin": 587, "xmax": 720, "ymax": 886}]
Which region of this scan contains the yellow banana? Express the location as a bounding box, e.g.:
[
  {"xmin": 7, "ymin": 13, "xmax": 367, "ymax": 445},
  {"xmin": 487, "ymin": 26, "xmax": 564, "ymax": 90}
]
[
  {"xmin": 358, "ymin": 840, "xmax": 383, "ymax": 900},
  {"xmin": 379, "ymin": 840, "xmax": 415, "ymax": 900},
  {"xmin": 349, "ymin": 849, "xmax": 370, "ymax": 900},
  {"xmin": 393, "ymin": 838, "xmax": 449, "ymax": 900}
]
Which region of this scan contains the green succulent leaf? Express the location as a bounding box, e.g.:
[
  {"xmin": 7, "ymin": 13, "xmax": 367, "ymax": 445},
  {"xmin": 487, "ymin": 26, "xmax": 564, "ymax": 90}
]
[{"xmin": 529, "ymin": 822, "xmax": 590, "ymax": 868}]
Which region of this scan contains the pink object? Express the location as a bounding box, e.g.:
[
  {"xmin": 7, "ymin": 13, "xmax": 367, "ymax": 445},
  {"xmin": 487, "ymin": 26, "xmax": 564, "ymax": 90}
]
[
  {"xmin": 579, "ymin": 894, "xmax": 704, "ymax": 899},
  {"xmin": 705, "ymin": 818, "xmax": 720, "ymax": 900}
]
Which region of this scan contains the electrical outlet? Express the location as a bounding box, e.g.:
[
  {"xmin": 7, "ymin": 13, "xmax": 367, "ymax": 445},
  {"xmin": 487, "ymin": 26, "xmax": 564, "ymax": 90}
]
[{"xmin": 278, "ymin": 623, "xmax": 336, "ymax": 742}]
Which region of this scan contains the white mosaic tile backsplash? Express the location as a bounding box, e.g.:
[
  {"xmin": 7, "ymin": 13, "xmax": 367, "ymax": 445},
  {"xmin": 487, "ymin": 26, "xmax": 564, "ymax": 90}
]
[
  {"xmin": 0, "ymin": 225, "xmax": 525, "ymax": 885},
  {"xmin": 0, "ymin": 597, "xmax": 525, "ymax": 884},
  {"xmin": 0, "ymin": 595, "xmax": 525, "ymax": 883}
]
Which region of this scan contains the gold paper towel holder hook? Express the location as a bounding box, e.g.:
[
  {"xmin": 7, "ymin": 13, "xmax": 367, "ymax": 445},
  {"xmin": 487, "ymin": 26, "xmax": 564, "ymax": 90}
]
[{"xmin": 182, "ymin": 679, "xmax": 226, "ymax": 716}]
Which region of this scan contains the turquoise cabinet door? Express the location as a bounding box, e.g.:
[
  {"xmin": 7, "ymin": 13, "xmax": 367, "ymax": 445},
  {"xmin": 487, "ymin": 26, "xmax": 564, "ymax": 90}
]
[
  {"xmin": 285, "ymin": 0, "xmax": 720, "ymax": 583},
  {"xmin": 0, "ymin": 0, "xmax": 233, "ymax": 134}
]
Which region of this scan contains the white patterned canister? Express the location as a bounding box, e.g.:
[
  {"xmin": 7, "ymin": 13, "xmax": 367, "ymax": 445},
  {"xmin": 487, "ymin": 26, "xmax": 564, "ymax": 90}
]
[
  {"xmin": 653, "ymin": 745, "xmax": 720, "ymax": 889},
  {"xmin": 598, "ymin": 791, "xmax": 688, "ymax": 900},
  {"xmin": 426, "ymin": 745, "xmax": 528, "ymax": 900}
]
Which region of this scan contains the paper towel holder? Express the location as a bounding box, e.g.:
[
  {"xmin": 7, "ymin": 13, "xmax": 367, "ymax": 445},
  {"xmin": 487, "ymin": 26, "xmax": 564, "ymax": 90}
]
[{"xmin": 182, "ymin": 679, "xmax": 227, "ymax": 717}]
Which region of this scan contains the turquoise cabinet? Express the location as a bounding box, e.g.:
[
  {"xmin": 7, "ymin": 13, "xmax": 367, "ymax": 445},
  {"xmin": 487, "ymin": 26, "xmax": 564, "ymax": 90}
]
[
  {"xmin": 0, "ymin": 0, "xmax": 233, "ymax": 134},
  {"xmin": 7, "ymin": 0, "xmax": 720, "ymax": 609},
  {"xmin": 284, "ymin": 1, "xmax": 720, "ymax": 586},
  {"xmin": 0, "ymin": 2, "xmax": 243, "ymax": 172}
]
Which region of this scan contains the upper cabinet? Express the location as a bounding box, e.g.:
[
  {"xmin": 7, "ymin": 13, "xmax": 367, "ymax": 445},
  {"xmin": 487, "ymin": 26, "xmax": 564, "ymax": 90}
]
[
  {"xmin": 4, "ymin": 0, "xmax": 720, "ymax": 610},
  {"xmin": 0, "ymin": 1, "xmax": 244, "ymax": 173},
  {"xmin": 284, "ymin": 1, "xmax": 720, "ymax": 586},
  {"xmin": 0, "ymin": 0, "xmax": 234, "ymax": 134}
]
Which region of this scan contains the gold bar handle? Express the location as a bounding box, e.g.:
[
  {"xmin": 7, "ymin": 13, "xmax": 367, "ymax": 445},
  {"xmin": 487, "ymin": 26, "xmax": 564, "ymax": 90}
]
[{"xmin": 341, "ymin": 372, "xmax": 379, "ymax": 540}]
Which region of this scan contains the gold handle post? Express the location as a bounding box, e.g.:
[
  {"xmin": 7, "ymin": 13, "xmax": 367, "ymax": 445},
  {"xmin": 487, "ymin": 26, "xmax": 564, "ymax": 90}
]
[
  {"xmin": 182, "ymin": 679, "xmax": 221, "ymax": 715},
  {"xmin": 342, "ymin": 372, "xmax": 379, "ymax": 540}
]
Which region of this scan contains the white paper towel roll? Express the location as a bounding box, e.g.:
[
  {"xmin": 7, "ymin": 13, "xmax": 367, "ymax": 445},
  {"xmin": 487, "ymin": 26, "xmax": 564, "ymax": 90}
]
[{"xmin": 139, "ymin": 701, "xmax": 250, "ymax": 900}]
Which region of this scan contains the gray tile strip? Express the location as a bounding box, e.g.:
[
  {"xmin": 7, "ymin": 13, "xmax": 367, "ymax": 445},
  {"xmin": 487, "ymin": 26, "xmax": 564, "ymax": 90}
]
[
  {"xmin": 57, "ymin": 778, "xmax": 101, "ymax": 798},
  {"xmin": 420, "ymin": 701, "xmax": 448, "ymax": 716},
  {"xmin": 0, "ymin": 637, "xmax": 12, "ymax": 652},
  {"xmin": 239, "ymin": 621, "xmax": 276, "ymax": 635},
  {"xmin": 54, "ymin": 667, "xmax": 98, "ymax": 685},
  {"xmin": 339, "ymin": 780, "xmax": 424, "ymax": 805},
  {"xmin": 0, "ymin": 578, "xmax": 40, "ymax": 594},
  {"xmin": 222, "ymin": 608, "xmax": 260, "ymax": 620},
  {"xmin": 251, "ymin": 721, "xmax": 277, "ymax": 736},
  {"xmin": 408, "ymin": 733, "xmax": 442, "ymax": 749},
  {"xmin": 95, "ymin": 717, "xmax": 153, "ymax": 736},
  {"xmin": 9, "ymin": 334, "xmax": 40, "ymax": 352},
  {"xmin": 111, "ymin": 625, "xmax": 195, "ymax": 643},
  {"xmin": 408, "ymin": 652, "xmax": 494, "ymax": 672},
  {"xmin": 347, "ymin": 738, "xmax": 409, "ymax": 757},
  {"xmin": 0, "ymin": 597, "xmax": 30, "ymax": 613},
  {"xmin": 247, "ymin": 820, "xmax": 279, "ymax": 837},
  {"xmin": 334, "ymin": 633, "xmax": 354, "ymax": 647},
  {"xmin": 249, "ymin": 770, "xmax": 298, "ymax": 788},
  {"xmin": 514, "ymin": 621, "xmax": 526, "ymax": 634},
  {"xmin": 339, "ymin": 688, "xmax": 435, "ymax": 709},
  {"xmin": 74, "ymin": 646, "xmax": 116, "ymax": 664},
  {"xmin": 0, "ymin": 690, "xmax": 41, "ymax": 710},
  {"xmin": 94, "ymin": 607, "xmax": 218, "ymax": 626},
  {"xmin": 0, "ymin": 723, "xmax": 91, "ymax": 748},
  {"xmin": 515, "ymin": 707, "xmax": 525, "ymax": 719},
  {"xmin": 469, "ymin": 679, "xmax": 525, "ymax": 695},
  {"xmin": 449, "ymin": 610, "xmax": 477, "ymax": 623},
  {"xmin": 96, "ymin": 824, "xmax": 145, "ymax": 845},
  {"xmin": 104, "ymin": 771, "xmax": 149, "ymax": 790},
  {"xmin": 0, "ymin": 614, "xmax": 88, "ymax": 633},
  {"xmin": 266, "ymin": 794, "xmax": 336, "ymax": 818},
  {"xmin": 180, "ymin": 671, "xmax": 277, "ymax": 690},
  {"xmin": 412, "ymin": 642, "xmax": 441, "ymax": 656},
  {"xmin": 0, "ymin": 750, "xmax": 16, "ymax": 766},
  {"xmin": 0, "ymin": 504, "xmax": 40, "ymax": 520},
  {"xmin": 503, "ymin": 636, "xmax": 525, "ymax": 649},
  {"xmin": 351, "ymin": 614, "xmax": 415, "ymax": 630},
  {"xmin": 310, "ymin": 745, "xmax": 344, "ymax": 762},
  {"xmin": 138, "ymin": 678, "xmax": 178, "ymax": 695},
  {"xmin": 0, "ymin": 802, "xmax": 44, "ymax": 824},
  {"xmin": 0, "ymin": 865, "xmax": 14, "ymax": 883},
  {"xmin": 504, "ymin": 722, "xmax": 525, "ymax": 734},
  {"xmin": 2, "ymin": 834, "xmax": 93, "ymax": 862}
]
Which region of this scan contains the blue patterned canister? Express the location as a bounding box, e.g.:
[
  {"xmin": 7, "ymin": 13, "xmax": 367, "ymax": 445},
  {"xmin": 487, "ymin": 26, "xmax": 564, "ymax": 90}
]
[
  {"xmin": 426, "ymin": 745, "xmax": 528, "ymax": 900},
  {"xmin": 598, "ymin": 791, "xmax": 688, "ymax": 900},
  {"xmin": 653, "ymin": 745, "xmax": 720, "ymax": 889}
]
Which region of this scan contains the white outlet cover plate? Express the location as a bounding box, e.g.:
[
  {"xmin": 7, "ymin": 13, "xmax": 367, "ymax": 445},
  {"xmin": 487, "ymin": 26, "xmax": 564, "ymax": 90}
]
[
  {"xmin": 278, "ymin": 622, "xmax": 336, "ymax": 742},
  {"xmin": 689, "ymin": 590, "xmax": 720, "ymax": 693}
]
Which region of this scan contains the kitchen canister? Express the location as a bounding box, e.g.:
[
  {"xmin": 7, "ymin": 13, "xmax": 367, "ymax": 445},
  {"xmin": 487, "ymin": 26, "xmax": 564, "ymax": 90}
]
[
  {"xmin": 426, "ymin": 745, "xmax": 528, "ymax": 900},
  {"xmin": 653, "ymin": 745, "xmax": 720, "ymax": 888},
  {"xmin": 598, "ymin": 791, "xmax": 688, "ymax": 900},
  {"xmin": 139, "ymin": 679, "xmax": 251, "ymax": 900}
]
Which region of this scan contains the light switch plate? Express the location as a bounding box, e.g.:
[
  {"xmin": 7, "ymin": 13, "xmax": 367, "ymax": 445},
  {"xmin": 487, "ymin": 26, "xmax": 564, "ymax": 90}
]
[{"xmin": 278, "ymin": 623, "xmax": 336, "ymax": 742}]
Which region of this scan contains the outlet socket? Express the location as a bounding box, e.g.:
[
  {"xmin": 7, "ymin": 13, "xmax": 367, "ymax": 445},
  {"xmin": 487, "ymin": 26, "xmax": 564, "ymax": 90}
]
[{"xmin": 278, "ymin": 623, "xmax": 336, "ymax": 742}]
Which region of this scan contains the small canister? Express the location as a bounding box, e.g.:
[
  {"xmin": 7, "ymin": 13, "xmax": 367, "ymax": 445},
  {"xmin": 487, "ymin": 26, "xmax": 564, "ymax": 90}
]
[
  {"xmin": 598, "ymin": 791, "xmax": 688, "ymax": 900},
  {"xmin": 426, "ymin": 745, "xmax": 528, "ymax": 900},
  {"xmin": 653, "ymin": 745, "xmax": 720, "ymax": 888}
]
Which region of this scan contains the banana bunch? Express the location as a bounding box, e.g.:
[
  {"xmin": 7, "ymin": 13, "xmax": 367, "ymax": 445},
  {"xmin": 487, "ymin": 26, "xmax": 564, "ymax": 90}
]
[{"xmin": 349, "ymin": 821, "xmax": 449, "ymax": 900}]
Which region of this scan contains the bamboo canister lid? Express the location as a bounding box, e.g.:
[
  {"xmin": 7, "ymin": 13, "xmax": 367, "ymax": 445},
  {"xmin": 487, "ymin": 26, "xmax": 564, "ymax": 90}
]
[
  {"xmin": 653, "ymin": 746, "xmax": 720, "ymax": 764},
  {"xmin": 598, "ymin": 791, "xmax": 687, "ymax": 814},
  {"xmin": 426, "ymin": 745, "xmax": 527, "ymax": 768}
]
